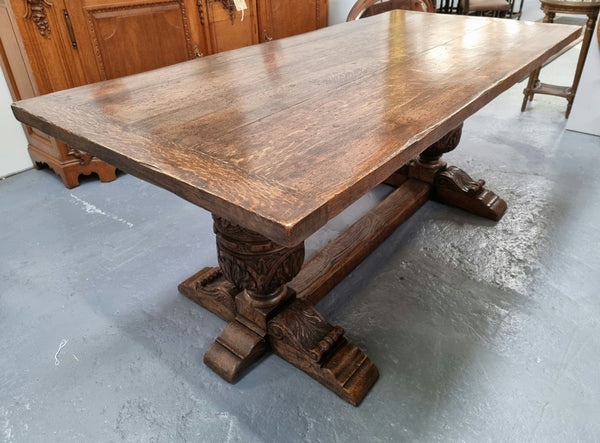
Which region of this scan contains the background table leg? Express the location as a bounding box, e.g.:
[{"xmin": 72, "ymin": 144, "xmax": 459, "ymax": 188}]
[{"xmin": 408, "ymin": 124, "xmax": 507, "ymax": 221}]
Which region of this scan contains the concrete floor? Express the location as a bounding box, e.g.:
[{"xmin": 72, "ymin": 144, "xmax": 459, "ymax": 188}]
[{"xmin": 2, "ymin": 7, "xmax": 600, "ymax": 443}]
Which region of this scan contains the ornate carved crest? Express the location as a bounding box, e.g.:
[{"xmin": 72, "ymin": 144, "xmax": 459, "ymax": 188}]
[{"xmin": 23, "ymin": 0, "xmax": 53, "ymax": 37}]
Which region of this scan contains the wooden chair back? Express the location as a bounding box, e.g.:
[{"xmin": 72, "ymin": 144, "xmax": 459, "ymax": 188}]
[
  {"xmin": 346, "ymin": 0, "xmax": 435, "ymax": 21},
  {"xmin": 458, "ymin": 0, "xmax": 511, "ymax": 16}
]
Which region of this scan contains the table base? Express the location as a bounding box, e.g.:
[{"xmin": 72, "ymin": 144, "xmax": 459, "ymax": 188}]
[{"xmin": 179, "ymin": 125, "xmax": 507, "ymax": 405}]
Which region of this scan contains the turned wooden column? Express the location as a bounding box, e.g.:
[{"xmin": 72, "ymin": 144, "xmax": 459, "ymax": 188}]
[
  {"xmin": 204, "ymin": 215, "xmax": 304, "ymax": 381},
  {"xmin": 213, "ymin": 215, "xmax": 304, "ymax": 309}
]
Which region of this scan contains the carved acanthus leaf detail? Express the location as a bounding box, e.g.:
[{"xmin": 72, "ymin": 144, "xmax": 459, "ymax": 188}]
[
  {"xmin": 24, "ymin": 0, "xmax": 53, "ymax": 37},
  {"xmin": 196, "ymin": 0, "xmax": 205, "ymax": 25},
  {"xmin": 436, "ymin": 166, "xmax": 485, "ymax": 196},
  {"xmin": 268, "ymin": 299, "xmax": 344, "ymax": 363},
  {"xmin": 213, "ymin": 216, "xmax": 305, "ymax": 298}
]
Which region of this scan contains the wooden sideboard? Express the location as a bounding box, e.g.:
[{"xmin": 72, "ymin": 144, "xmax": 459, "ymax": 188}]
[{"xmin": 0, "ymin": 0, "xmax": 328, "ymax": 187}]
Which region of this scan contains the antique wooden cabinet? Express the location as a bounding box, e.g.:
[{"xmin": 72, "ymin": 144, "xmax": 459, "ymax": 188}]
[
  {"xmin": 0, "ymin": 0, "xmax": 328, "ymax": 187},
  {"xmin": 258, "ymin": 0, "xmax": 327, "ymax": 41}
]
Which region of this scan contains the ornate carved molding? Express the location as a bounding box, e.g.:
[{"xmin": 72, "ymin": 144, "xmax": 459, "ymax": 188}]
[
  {"xmin": 178, "ymin": 266, "xmax": 238, "ymax": 321},
  {"xmin": 68, "ymin": 149, "xmax": 93, "ymax": 166},
  {"xmin": 268, "ymin": 300, "xmax": 345, "ymax": 363},
  {"xmin": 23, "ymin": 0, "xmax": 53, "ymax": 37},
  {"xmin": 213, "ymin": 216, "xmax": 304, "ymax": 303},
  {"xmin": 196, "ymin": 0, "xmax": 205, "ymax": 25},
  {"xmin": 436, "ymin": 166, "xmax": 485, "ymax": 196},
  {"xmin": 212, "ymin": 0, "xmax": 236, "ymax": 24},
  {"xmin": 433, "ymin": 165, "xmax": 507, "ymax": 221},
  {"xmin": 268, "ymin": 298, "xmax": 378, "ymax": 406}
]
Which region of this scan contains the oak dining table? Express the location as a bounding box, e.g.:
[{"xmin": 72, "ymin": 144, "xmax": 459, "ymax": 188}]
[{"xmin": 12, "ymin": 11, "xmax": 580, "ymax": 406}]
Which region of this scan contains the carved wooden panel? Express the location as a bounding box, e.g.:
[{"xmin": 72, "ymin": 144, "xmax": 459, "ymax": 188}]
[
  {"xmin": 204, "ymin": 0, "xmax": 258, "ymax": 53},
  {"xmin": 257, "ymin": 0, "xmax": 327, "ymax": 42},
  {"xmin": 72, "ymin": 0, "xmax": 194, "ymax": 80}
]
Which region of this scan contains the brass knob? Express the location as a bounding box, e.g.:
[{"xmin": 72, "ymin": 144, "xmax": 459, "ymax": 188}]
[{"xmin": 194, "ymin": 45, "xmax": 204, "ymax": 58}]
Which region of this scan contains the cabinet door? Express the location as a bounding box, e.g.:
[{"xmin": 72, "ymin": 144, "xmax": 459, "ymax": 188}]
[
  {"xmin": 257, "ymin": 0, "xmax": 328, "ymax": 43},
  {"xmin": 65, "ymin": 0, "xmax": 207, "ymax": 81},
  {"xmin": 204, "ymin": 0, "xmax": 258, "ymax": 53},
  {"xmin": 2, "ymin": 0, "xmax": 88, "ymax": 161},
  {"xmin": 4, "ymin": 0, "xmax": 88, "ymax": 94}
]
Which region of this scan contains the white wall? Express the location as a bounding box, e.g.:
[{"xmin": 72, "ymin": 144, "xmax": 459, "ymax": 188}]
[
  {"xmin": 0, "ymin": 68, "xmax": 31, "ymax": 178},
  {"xmin": 329, "ymin": 0, "xmax": 358, "ymax": 25},
  {"xmin": 566, "ymin": 19, "xmax": 600, "ymax": 137}
]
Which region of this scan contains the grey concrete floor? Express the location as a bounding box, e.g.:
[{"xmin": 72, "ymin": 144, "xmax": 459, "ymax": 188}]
[{"xmin": 2, "ymin": 9, "xmax": 600, "ymax": 443}]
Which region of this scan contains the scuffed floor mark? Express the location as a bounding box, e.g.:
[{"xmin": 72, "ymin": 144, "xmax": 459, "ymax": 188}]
[
  {"xmin": 70, "ymin": 194, "xmax": 134, "ymax": 228},
  {"xmin": 2, "ymin": 408, "xmax": 13, "ymax": 442},
  {"xmin": 216, "ymin": 412, "xmax": 236, "ymax": 443}
]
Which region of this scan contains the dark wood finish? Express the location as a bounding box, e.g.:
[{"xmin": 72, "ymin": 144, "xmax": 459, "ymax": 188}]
[
  {"xmin": 179, "ymin": 267, "xmax": 238, "ymax": 321},
  {"xmin": 268, "ymin": 298, "xmax": 378, "ymax": 406},
  {"xmin": 12, "ymin": 12, "xmax": 580, "ymax": 245},
  {"xmin": 179, "ymin": 178, "xmax": 431, "ymax": 313},
  {"xmin": 202, "ymin": 215, "xmax": 378, "ymax": 405},
  {"xmin": 408, "ymin": 125, "xmax": 507, "ymax": 220},
  {"xmin": 12, "ymin": 12, "xmax": 581, "ymax": 405},
  {"xmin": 292, "ymin": 179, "xmax": 431, "ymax": 304},
  {"xmin": 346, "ymin": 0, "xmax": 434, "ymax": 21},
  {"xmin": 521, "ymin": 0, "xmax": 600, "ymax": 117}
]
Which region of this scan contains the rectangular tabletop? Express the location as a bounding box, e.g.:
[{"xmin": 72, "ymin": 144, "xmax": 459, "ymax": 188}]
[{"xmin": 12, "ymin": 12, "xmax": 580, "ymax": 246}]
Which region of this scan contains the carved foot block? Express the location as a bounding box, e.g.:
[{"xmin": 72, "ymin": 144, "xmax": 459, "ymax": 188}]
[
  {"xmin": 178, "ymin": 267, "xmax": 239, "ymax": 322},
  {"xmin": 434, "ymin": 166, "xmax": 507, "ymax": 221},
  {"xmin": 268, "ymin": 299, "xmax": 379, "ymax": 406},
  {"xmin": 203, "ymin": 320, "xmax": 267, "ymax": 382}
]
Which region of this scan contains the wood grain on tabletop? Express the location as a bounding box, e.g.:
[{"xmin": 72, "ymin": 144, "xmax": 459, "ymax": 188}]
[{"xmin": 12, "ymin": 11, "xmax": 581, "ymax": 246}]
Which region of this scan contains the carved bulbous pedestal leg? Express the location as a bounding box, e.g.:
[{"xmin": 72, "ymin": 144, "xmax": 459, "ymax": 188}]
[
  {"xmin": 408, "ymin": 124, "xmax": 507, "ymax": 221},
  {"xmin": 203, "ymin": 215, "xmax": 304, "ymax": 382},
  {"xmin": 199, "ymin": 216, "xmax": 378, "ymax": 406}
]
